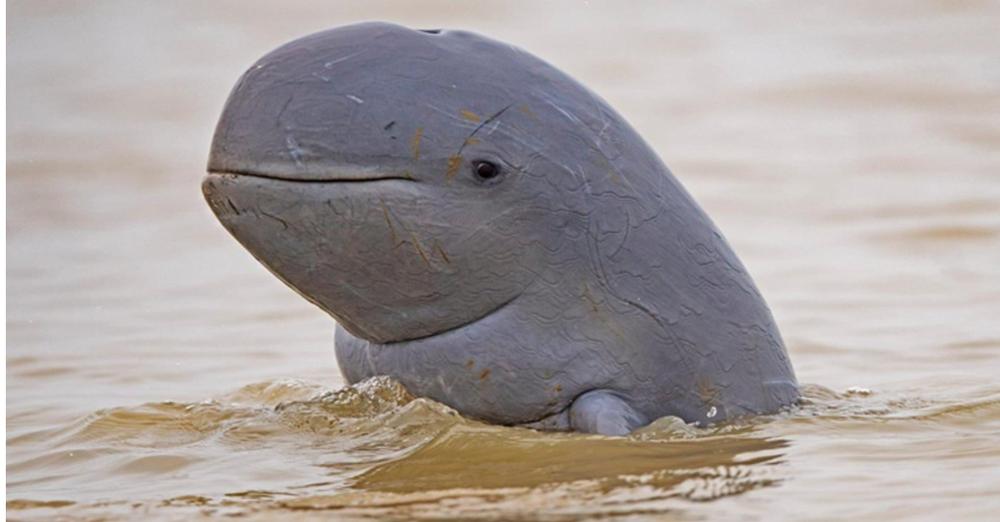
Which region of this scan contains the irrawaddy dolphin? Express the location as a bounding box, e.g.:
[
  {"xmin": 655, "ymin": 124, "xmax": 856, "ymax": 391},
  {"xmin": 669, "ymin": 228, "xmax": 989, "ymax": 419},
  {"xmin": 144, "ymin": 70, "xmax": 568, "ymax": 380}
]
[{"xmin": 202, "ymin": 22, "xmax": 799, "ymax": 435}]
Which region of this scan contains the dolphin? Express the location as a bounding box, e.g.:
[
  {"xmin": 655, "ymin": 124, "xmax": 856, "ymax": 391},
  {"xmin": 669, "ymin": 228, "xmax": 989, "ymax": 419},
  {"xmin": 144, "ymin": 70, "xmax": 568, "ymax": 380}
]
[{"xmin": 202, "ymin": 22, "xmax": 799, "ymax": 435}]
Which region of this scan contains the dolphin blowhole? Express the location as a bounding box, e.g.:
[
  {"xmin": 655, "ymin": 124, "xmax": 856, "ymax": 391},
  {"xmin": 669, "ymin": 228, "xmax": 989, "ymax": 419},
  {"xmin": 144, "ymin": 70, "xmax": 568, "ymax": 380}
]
[{"xmin": 203, "ymin": 22, "xmax": 799, "ymax": 435}]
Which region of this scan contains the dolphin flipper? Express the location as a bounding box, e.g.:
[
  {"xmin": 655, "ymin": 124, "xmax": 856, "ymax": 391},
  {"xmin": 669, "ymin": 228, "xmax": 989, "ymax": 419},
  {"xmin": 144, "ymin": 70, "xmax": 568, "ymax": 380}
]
[{"xmin": 568, "ymin": 390, "xmax": 648, "ymax": 436}]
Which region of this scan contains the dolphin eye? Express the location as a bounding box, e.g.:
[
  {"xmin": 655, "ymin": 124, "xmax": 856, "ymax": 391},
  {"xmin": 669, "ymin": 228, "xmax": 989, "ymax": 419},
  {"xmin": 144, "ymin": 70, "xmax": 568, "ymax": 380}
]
[{"xmin": 471, "ymin": 160, "xmax": 501, "ymax": 182}]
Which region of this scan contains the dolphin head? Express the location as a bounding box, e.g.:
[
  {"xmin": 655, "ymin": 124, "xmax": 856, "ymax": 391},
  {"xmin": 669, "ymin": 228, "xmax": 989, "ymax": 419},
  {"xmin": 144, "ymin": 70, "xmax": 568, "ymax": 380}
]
[
  {"xmin": 204, "ymin": 22, "xmax": 800, "ymax": 428},
  {"xmin": 204, "ymin": 22, "xmax": 622, "ymax": 344}
]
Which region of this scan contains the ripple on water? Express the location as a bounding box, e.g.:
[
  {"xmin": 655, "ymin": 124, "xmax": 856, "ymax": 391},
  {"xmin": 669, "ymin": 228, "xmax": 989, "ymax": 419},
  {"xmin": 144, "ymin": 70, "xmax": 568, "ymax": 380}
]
[{"xmin": 14, "ymin": 377, "xmax": 996, "ymax": 520}]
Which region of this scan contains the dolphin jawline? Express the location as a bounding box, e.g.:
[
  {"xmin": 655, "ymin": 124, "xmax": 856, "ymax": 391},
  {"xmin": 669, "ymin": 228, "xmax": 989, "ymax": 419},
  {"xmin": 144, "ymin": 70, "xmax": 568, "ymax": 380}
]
[
  {"xmin": 378, "ymin": 290, "xmax": 524, "ymax": 346},
  {"xmin": 205, "ymin": 168, "xmax": 530, "ymax": 347}
]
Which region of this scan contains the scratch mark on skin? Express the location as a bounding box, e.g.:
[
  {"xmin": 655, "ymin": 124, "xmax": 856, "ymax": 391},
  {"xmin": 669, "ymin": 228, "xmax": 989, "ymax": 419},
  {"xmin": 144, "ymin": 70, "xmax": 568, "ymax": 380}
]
[
  {"xmin": 596, "ymin": 119, "xmax": 611, "ymax": 145},
  {"xmin": 445, "ymin": 155, "xmax": 463, "ymax": 181},
  {"xmin": 609, "ymin": 212, "xmax": 631, "ymax": 260},
  {"xmin": 324, "ymin": 199, "xmax": 346, "ymax": 218},
  {"xmin": 285, "ymin": 135, "xmax": 305, "ymax": 168},
  {"xmin": 346, "ymin": 94, "xmax": 364, "ymax": 104},
  {"xmin": 425, "ymin": 103, "xmax": 466, "ymax": 122},
  {"xmin": 479, "ymin": 368, "xmax": 491, "ymax": 381},
  {"xmin": 384, "ymin": 121, "xmax": 396, "ymax": 131},
  {"xmin": 455, "ymin": 203, "xmax": 539, "ymax": 244},
  {"xmin": 581, "ymin": 285, "xmax": 600, "ymax": 314},
  {"xmin": 458, "ymin": 103, "xmax": 514, "ymax": 155},
  {"xmin": 409, "ymin": 231, "xmax": 432, "ymax": 268},
  {"xmin": 575, "ymin": 163, "xmax": 593, "ymax": 197},
  {"xmin": 433, "ymin": 240, "xmax": 451, "ymax": 264},
  {"xmin": 544, "ymin": 98, "xmax": 582, "ymax": 125},
  {"xmin": 259, "ymin": 209, "xmax": 289, "ymax": 230},
  {"xmin": 582, "ymin": 283, "xmax": 630, "ymax": 344},
  {"xmin": 378, "ymin": 199, "xmax": 399, "ymax": 245},
  {"xmin": 411, "ymin": 127, "xmax": 423, "ymax": 160},
  {"xmin": 225, "ymin": 198, "xmax": 241, "ymax": 216},
  {"xmin": 324, "ymin": 50, "xmax": 365, "ymax": 69},
  {"xmin": 276, "ymin": 95, "xmax": 294, "ymax": 124},
  {"xmin": 460, "ymin": 109, "xmax": 481, "ymax": 122}
]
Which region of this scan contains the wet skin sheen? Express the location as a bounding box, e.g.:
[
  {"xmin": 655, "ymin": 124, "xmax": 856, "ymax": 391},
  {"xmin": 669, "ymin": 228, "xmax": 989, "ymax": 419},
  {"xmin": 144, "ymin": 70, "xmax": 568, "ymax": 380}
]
[{"xmin": 202, "ymin": 22, "xmax": 799, "ymax": 435}]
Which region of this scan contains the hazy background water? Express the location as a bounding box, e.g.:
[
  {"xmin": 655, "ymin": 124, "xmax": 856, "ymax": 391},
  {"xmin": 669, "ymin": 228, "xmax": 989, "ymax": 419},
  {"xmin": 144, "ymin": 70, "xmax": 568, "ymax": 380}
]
[{"xmin": 7, "ymin": 1, "xmax": 1000, "ymax": 520}]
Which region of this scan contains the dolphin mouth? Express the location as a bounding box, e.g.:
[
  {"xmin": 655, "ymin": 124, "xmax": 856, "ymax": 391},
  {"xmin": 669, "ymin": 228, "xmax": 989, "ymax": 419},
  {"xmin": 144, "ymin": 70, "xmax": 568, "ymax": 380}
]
[{"xmin": 205, "ymin": 168, "xmax": 417, "ymax": 184}]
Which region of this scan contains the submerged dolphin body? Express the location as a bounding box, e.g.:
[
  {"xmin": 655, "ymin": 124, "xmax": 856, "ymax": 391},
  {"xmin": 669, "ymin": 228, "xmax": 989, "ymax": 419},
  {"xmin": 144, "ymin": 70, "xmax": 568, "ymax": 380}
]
[{"xmin": 203, "ymin": 22, "xmax": 799, "ymax": 435}]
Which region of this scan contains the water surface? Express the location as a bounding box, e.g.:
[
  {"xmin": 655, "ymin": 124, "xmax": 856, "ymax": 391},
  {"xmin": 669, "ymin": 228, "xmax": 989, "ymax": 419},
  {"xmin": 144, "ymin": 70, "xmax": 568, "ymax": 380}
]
[{"xmin": 7, "ymin": 1, "xmax": 1000, "ymax": 520}]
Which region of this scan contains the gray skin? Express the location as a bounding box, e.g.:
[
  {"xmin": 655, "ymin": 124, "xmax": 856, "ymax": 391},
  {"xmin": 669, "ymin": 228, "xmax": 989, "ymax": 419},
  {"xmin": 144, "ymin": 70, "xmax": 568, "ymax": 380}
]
[{"xmin": 202, "ymin": 22, "xmax": 799, "ymax": 436}]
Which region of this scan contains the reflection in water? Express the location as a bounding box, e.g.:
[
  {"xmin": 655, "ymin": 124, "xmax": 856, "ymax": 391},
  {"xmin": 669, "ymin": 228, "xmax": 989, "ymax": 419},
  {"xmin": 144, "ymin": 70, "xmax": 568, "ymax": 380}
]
[
  {"xmin": 14, "ymin": 376, "xmax": 998, "ymax": 519},
  {"xmin": 355, "ymin": 423, "xmax": 786, "ymax": 494},
  {"xmin": 10, "ymin": 378, "xmax": 791, "ymax": 519}
]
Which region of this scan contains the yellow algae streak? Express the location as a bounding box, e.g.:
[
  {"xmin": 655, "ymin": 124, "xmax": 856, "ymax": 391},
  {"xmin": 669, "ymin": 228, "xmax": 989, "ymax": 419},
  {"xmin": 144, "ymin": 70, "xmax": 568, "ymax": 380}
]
[
  {"xmin": 445, "ymin": 155, "xmax": 463, "ymax": 181},
  {"xmin": 410, "ymin": 127, "xmax": 423, "ymax": 159}
]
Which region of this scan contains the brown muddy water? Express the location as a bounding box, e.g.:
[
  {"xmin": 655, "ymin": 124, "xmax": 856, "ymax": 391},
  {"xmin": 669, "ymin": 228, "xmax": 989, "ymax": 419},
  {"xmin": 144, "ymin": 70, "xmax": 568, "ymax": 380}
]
[{"xmin": 7, "ymin": 1, "xmax": 1000, "ymax": 520}]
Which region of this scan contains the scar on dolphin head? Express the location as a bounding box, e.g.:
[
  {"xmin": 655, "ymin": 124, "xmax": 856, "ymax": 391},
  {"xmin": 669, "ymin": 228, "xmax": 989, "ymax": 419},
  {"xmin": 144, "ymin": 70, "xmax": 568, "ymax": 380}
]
[
  {"xmin": 378, "ymin": 199, "xmax": 399, "ymax": 246},
  {"xmin": 225, "ymin": 197, "xmax": 241, "ymax": 216},
  {"xmin": 433, "ymin": 240, "xmax": 451, "ymax": 264},
  {"xmin": 408, "ymin": 230, "xmax": 432, "ymax": 268},
  {"xmin": 457, "ymin": 103, "xmax": 514, "ymax": 156},
  {"xmin": 581, "ymin": 284, "xmax": 600, "ymax": 314}
]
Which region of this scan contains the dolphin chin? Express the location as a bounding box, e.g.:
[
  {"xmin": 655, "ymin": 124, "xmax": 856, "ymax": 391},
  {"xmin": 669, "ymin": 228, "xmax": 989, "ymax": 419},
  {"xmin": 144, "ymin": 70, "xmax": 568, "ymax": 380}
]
[
  {"xmin": 377, "ymin": 291, "xmax": 523, "ymax": 346},
  {"xmin": 204, "ymin": 21, "xmax": 799, "ymax": 435}
]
